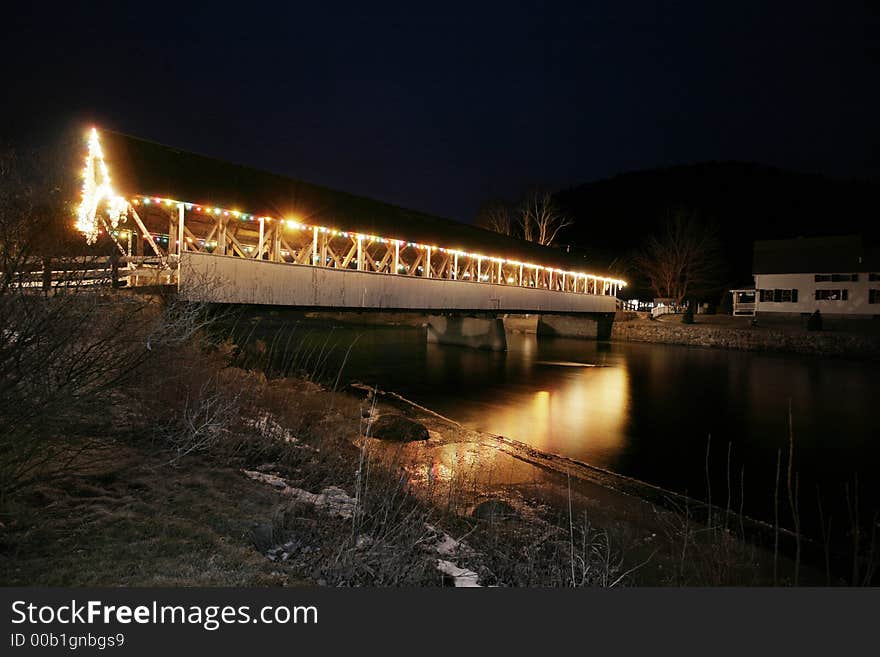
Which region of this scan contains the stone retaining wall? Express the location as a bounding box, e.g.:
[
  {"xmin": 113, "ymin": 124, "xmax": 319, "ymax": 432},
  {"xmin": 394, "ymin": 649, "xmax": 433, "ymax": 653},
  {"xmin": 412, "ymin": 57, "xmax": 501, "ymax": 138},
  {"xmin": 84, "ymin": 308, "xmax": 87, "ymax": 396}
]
[{"xmin": 611, "ymin": 317, "xmax": 880, "ymax": 359}]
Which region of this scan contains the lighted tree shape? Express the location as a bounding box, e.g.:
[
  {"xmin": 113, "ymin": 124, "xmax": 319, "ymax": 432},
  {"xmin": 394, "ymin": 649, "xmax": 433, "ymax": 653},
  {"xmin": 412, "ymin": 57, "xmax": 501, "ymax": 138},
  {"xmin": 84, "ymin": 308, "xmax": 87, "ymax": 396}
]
[{"xmin": 76, "ymin": 128, "xmax": 128, "ymax": 244}]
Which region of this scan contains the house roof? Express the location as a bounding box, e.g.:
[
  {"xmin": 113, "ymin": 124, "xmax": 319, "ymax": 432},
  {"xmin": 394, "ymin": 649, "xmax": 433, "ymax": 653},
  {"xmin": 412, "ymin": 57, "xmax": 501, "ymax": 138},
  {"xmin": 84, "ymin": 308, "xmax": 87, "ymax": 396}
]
[
  {"xmin": 753, "ymin": 234, "xmax": 880, "ymax": 274},
  {"xmin": 99, "ymin": 130, "xmax": 603, "ymax": 275}
]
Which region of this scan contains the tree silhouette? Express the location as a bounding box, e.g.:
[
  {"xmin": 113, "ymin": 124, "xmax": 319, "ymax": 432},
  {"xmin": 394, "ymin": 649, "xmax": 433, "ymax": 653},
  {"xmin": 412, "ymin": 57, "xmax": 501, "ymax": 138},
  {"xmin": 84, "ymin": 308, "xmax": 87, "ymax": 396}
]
[{"xmin": 635, "ymin": 210, "xmax": 723, "ymax": 304}]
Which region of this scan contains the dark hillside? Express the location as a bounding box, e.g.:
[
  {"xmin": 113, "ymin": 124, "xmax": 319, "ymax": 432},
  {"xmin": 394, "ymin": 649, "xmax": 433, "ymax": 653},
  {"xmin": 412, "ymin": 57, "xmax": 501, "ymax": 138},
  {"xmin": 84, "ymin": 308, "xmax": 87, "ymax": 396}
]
[{"xmin": 554, "ymin": 163, "xmax": 880, "ymax": 296}]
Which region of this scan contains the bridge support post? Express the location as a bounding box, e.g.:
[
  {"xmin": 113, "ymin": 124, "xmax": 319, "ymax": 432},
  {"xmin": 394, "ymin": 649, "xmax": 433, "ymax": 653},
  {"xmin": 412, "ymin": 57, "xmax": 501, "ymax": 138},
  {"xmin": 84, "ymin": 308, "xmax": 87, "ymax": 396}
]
[
  {"xmin": 168, "ymin": 212, "xmax": 176, "ymax": 257},
  {"xmin": 312, "ymin": 226, "xmax": 319, "ymax": 265},
  {"xmin": 426, "ymin": 315, "xmax": 507, "ymax": 351},
  {"xmin": 178, "ymin": 204, "xmax": 185, "ymax": 255},
  {"xmin": 536, "ymin": 313, "xmax": 615, "ymax": 340},
  {"xmin": 218, "ymin": 217, "xmax": 227, "ymax": 255}
]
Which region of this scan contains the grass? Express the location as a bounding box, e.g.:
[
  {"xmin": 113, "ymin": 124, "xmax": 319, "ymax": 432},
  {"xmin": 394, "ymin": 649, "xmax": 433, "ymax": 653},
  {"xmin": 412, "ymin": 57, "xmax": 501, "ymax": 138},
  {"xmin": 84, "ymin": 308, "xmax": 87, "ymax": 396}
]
[{"xmin": 0, "ymin": 444, "xmax": 299, "ymax": 586}]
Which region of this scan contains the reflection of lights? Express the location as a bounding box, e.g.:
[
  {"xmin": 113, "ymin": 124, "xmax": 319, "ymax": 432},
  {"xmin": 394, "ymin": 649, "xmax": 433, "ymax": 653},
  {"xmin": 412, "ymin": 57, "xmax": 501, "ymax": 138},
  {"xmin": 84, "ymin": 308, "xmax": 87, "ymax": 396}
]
[
  {"xmin": 460, "ymin": 362, "xmax": 630, "ymax": 465},
  {"xmin": 532, "ymin": 390, "xmax": 551, "ymax": 436}
]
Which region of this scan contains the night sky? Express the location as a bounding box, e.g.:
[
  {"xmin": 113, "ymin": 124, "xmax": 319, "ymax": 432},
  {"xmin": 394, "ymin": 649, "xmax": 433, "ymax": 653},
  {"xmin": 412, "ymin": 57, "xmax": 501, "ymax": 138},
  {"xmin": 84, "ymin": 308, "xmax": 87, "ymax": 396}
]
[{"xmin": 3, "ymin": 2, "xmax": 878, "ymax": 222}]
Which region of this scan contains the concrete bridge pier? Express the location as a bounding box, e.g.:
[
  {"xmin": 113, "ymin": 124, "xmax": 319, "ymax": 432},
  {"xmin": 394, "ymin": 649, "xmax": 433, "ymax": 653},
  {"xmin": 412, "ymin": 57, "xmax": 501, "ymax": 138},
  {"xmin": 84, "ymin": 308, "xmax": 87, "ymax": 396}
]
[
  {"xmin": 426, "ymin": 315, "xmax": 508, "ymax": 351},
  {"xmin": 536, "ymin": 313, "xmax": 616, "ymax": 340}
]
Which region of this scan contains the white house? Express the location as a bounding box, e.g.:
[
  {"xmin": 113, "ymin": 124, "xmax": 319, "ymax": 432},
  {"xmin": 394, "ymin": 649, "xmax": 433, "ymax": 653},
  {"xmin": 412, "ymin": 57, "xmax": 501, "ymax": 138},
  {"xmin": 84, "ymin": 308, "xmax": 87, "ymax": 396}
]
[{"xmin": 738, "ymin": 235, "xmax": 880, "ymax": 318}]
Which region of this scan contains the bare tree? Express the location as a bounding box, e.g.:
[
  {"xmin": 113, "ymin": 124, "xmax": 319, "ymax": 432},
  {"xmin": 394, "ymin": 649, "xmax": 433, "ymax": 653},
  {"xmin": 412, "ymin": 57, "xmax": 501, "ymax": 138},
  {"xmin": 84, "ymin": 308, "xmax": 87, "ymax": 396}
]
[
  {"xmin": 635, "ymin": 210, "xmax": 723, "ymax": 304},
  {"xmin": 475, "ymin": 199, "xmax": 515, "ymax": 237},
  {"xmin": 0, "ymin": 145, "xmax": 217, "ymax": 496},
  {"xmin": 518, "ymin": 191, "xmax": 573, "ymax": 246}
]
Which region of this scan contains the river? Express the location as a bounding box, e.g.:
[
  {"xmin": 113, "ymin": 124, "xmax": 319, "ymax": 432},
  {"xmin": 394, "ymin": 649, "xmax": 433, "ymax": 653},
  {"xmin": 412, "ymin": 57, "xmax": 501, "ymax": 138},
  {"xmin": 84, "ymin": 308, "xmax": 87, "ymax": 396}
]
[{"xmin": 247, "ymin": 316, "xmax": 879, "ymax": 535}]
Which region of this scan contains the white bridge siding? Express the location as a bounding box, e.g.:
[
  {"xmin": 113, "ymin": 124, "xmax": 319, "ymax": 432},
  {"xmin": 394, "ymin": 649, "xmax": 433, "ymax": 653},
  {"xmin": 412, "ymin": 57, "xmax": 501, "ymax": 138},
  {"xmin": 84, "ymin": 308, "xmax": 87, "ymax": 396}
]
[{"xmin": 179, "ymin": 251, "xmax": 617, "ymax": 314}]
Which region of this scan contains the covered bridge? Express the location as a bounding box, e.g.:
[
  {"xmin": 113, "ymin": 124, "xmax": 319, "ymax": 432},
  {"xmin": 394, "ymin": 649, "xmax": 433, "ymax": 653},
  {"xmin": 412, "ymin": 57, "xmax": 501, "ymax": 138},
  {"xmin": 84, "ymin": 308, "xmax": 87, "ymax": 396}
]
[{"xmin": 81, "ymin": 128, "xmax": 625, "ymax": 297}]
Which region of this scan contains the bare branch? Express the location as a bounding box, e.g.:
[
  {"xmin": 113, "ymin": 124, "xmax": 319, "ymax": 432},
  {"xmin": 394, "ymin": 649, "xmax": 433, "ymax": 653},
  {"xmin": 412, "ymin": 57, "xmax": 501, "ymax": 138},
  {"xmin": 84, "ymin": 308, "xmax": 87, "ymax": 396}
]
[
  {"xmin": 518, "ymin": 191, "xmax": 573, "ymax": 246},
  {"xmin": 635, "ymin": 209, "xmax": 723, "ymax": 304},
  {"xmin": 474, "ymin": 199, "xmax": 515, "ymax": 237}
]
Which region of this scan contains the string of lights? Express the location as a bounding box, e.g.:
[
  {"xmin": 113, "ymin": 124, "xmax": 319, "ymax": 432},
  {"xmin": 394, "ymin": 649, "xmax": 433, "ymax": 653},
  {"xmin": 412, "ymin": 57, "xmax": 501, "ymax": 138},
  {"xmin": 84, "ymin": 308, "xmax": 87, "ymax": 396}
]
[
  {"xmin": 127, "ymin": 194, "xmax": 626, "ymax": 287},
  {"xmin": 76, "ymin": 128, "xmax": 128, "ymax": 245}
]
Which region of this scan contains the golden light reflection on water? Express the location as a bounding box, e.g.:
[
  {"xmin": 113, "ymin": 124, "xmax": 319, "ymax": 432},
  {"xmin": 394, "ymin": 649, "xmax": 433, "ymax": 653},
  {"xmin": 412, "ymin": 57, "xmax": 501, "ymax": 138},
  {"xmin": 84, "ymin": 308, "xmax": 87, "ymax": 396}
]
[
  {"xmin": 458, "ymin": 365, "xmax": 631, "ymax": 467},
  {"xmin": 406, "ymin": 441, "xmax": 551, "ymax": 488}
]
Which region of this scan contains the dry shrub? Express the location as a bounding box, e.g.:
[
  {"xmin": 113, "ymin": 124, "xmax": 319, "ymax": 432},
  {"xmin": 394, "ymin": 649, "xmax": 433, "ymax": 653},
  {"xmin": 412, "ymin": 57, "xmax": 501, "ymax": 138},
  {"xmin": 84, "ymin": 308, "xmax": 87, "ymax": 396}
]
[{"xmin": 0, "ymin": 288, "xmax": 214, "ymax": 498}]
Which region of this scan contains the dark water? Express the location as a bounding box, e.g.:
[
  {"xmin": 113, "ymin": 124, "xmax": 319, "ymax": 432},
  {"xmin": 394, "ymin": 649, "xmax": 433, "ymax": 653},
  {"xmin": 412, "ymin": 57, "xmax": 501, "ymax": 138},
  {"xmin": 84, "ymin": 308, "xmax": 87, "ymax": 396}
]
[{"xmin": 255, "ymin": 319, "xmax": 879, "ymax": 534}]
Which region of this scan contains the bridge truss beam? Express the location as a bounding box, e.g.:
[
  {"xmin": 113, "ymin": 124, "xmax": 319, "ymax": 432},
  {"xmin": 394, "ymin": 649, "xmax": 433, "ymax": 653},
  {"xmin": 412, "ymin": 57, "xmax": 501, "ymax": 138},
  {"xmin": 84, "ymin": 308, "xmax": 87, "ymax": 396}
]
[{"xmin": 126, "ymin": 199, "xmax": 623, "ymax": 298}]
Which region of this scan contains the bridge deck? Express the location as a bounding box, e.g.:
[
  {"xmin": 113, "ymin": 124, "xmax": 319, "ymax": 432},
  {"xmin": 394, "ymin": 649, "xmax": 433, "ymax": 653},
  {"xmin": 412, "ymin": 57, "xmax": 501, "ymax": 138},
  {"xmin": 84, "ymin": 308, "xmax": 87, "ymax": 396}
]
[{"xmin": 180, "ymin": 251, "xmax": 616, "ymax": 314}]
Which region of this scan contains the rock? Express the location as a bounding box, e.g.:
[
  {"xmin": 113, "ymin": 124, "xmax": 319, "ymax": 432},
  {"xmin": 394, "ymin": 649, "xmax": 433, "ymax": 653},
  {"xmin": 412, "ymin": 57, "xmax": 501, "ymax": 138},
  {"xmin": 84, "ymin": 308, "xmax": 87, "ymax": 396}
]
[
  {"xmin": 249, "ymin": 523, "xmax": 276, "ymax": 551},
  {"xmin": 316, "ymin": 486, "xmax": 357, "ymax": 518},
  {"xmin": 472, "ymin": 499, "xmax": 516, "ymax": 521},
  {"xmin": 368, "ymin": 414, "xmax": 429, "ymax": 442}
]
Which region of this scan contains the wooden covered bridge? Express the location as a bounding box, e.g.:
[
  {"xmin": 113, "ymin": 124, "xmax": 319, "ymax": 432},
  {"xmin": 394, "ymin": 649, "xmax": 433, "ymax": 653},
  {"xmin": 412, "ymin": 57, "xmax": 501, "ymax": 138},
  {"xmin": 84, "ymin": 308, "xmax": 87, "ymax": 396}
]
[{"xmin": 74, "ymin": 128, "xmax": 626, "ymax": 348}]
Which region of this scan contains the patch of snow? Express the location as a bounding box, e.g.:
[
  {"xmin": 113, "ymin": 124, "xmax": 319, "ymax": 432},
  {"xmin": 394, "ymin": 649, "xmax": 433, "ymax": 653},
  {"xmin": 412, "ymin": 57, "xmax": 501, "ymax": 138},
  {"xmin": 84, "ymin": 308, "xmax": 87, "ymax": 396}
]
[
  {"xmin": 244, "ymin": 470, "xmax": 287, "ymax": 489},
  {"xmin": 243, "ymin": 470, "xmax": 356, "ymax": 518},
  {"xmin": 424, "ymin": 523, "xmax": 468, "ymax": 557},
  {"xmin": 436, "ymin": 560, "xmax": 481, "ymax": 587},
  {"xmin": 422, "ymin": 524, "xmax": 481, "ymax": 586}
]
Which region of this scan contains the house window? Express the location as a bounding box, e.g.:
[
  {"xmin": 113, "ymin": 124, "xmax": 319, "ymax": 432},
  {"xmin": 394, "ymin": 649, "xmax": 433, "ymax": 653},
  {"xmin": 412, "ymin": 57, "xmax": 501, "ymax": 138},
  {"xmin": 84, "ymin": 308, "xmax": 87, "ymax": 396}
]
[
  {"xmin": 870, "ymin": 273, "xmax": 880, "ymax": 281},
  {"xmin": 870, "ymin": 289, "xmax": 880, "ymax": 304},
  {"xmin": 815, "ymin": 273, "xmax": 859, "ymax": 282},
  {"xmin": 760, "ymin": 289, "xmax": 798, "ymax": 302},
  {"xmin": 815, "ymin": 289, "xmax": 848, "ymax": 301}
]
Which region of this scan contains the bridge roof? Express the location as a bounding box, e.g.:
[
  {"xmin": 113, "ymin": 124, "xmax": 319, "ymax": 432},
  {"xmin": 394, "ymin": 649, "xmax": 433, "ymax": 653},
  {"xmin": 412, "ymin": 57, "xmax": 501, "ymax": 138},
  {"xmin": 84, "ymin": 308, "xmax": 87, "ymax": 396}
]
[{"xmin": 98, "ymin": 129, "xmax": 612, "ymax": 277}]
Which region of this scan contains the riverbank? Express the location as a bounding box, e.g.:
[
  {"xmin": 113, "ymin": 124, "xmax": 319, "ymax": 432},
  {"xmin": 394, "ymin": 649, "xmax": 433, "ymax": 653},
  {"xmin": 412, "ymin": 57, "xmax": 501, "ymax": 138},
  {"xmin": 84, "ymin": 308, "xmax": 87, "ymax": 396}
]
[
  {"xmin": 1, "ymin": 353, "xmax": 820, "ymax": 586},
  {"xmin": 611, "ymin": 312, "xmax": 880, "ymax": 358},
  {"xmin": 225, "ymin": 309, "xmax": 880, "ymax": 585},
  {"xmin": 4, "ymin": 288, "xmax": 871, "ymax": 587}
]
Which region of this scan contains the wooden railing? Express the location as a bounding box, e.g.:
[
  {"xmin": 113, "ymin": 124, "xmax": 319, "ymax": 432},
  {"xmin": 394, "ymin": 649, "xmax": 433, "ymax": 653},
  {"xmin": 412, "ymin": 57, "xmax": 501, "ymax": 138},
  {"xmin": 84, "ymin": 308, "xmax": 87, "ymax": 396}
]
[{"xmin": 6, "ymin": 256, "xmax": 173, "ymax": 291}]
